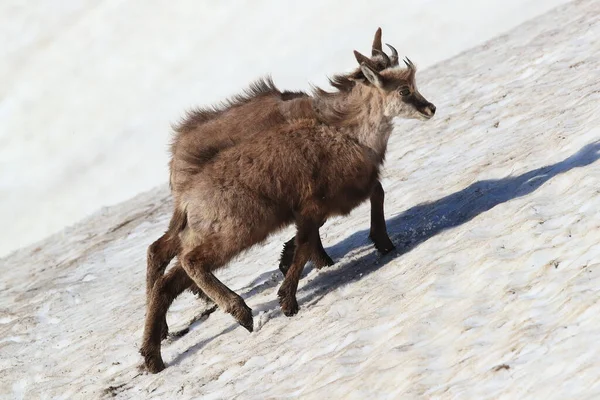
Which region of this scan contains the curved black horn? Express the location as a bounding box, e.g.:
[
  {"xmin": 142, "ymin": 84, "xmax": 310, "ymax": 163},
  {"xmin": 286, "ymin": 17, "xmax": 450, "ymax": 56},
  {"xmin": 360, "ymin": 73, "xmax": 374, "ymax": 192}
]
[
  {"xmin": 372, "ymin": 48, "xmax": 391, "ymax": 67},
  {"xmin": 385, "ymin": 43, "xmax": 399, "ymax": 66},
  {"xmin": 403, "ymin": 57, "xmax": 415, "ymax": 70}
]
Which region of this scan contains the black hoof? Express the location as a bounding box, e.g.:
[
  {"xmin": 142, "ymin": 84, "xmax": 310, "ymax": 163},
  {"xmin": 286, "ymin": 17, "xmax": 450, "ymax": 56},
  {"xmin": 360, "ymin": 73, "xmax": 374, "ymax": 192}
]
[
  {"xmin": 370, "ymin": 234, "xmax": 395, "ymax": 254},
  {"xmin": 145, "ymin": 355, "xmax": 165, "ymax": 374},
  {"xmin": 140, "ymin": 347, "xmax": 166, "ymax": 374},
  {"xmin": 280, "ymin": 298, "xmax": 299, "ymax": 316},
  {"xmin": 278, "ymin": 284, "xmax": 299, "ymax": 316},
  {"xmin": 232, "ymin": 302, "xmax": 253, "ymax": 333}
]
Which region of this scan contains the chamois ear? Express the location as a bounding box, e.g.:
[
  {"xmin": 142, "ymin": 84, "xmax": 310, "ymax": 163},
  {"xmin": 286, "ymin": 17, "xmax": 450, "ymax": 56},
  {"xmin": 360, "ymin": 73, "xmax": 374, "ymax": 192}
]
[
  {"xmin": 354, "ymin": 50, "xmax": 375, "ymax": 69},
  {"xmin": 371, "ymin": 27, "xmax": 383, "ymax": 56},
  {"xmin": 360, "ymin": 63, "xmax": 383, "ymax": 88}
]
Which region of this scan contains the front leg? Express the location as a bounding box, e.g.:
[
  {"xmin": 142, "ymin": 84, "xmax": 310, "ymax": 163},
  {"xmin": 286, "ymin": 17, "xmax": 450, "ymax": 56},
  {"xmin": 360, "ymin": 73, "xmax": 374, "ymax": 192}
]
[
  {"xmin": 368, "ymin": 180, "xmax": 395, "ymax": 253},
  {"xmin": 280, "ymin": 180, "xmax": 393, "ymax": 277},
  {"xmin": 279, "ymin": 224, "xmax": 333, "ymax": 277},
  {"xmin": 278, "ymin": 219, "xmax": 322, "ymax": 315}
]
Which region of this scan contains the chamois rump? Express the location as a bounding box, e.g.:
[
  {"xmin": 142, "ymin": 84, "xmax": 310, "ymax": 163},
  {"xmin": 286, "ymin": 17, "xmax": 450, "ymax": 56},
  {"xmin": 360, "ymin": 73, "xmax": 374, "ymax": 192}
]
[{"xmin": 141, "ymin": 39, "xmax": 435, "ymax": 373}]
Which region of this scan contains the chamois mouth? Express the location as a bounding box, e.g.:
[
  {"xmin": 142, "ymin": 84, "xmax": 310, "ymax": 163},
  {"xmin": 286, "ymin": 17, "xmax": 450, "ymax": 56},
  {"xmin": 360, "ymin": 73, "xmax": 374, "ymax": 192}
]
[
  {"xmin": 418, "ymin": 104, "xmax": 436, "ymax": 120},
  {"xmin": 417, "ymin": 111, "xmax": 433, "ymax": 120}
]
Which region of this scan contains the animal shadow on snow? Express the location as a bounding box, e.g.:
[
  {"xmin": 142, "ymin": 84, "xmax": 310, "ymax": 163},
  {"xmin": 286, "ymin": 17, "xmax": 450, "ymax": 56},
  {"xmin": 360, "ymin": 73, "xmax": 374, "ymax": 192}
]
[
  {"xmin": 303, "ymin": 140, "xmax": 600, "ymax": 297},
  {"xmin": 172, "ymin": 140, "xmax": 599, "ymax": 365}
]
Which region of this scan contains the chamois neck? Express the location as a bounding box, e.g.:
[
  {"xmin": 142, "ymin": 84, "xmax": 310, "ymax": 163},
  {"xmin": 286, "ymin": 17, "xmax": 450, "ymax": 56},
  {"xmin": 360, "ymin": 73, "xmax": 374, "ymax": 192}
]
[
  {"xmin": 314, "ymin": 84, "xmax": 393, "ymax": 161},
  {"xmin": 351, "ymin": 86, "xmax": 393, "ymax": 160}
]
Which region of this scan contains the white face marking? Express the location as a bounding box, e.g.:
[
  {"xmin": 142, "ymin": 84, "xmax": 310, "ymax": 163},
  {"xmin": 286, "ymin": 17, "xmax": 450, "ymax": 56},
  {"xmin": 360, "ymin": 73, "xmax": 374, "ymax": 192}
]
[
  {"xmin": 383, "ymin": 84, "xmax": 434, "ymax": 121},
  {"xmin": 384, "ymin": 95, "xmax": 423, "ymax": 120}
]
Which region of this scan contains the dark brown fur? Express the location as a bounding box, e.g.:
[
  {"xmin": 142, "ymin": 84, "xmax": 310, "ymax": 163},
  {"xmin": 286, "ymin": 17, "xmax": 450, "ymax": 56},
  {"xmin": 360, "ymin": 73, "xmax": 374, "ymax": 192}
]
[
  {"xmin": 141, "ymin": 42, "xmax": 435, "ymax": 373},
  {"xmin": 145, "ymin": 77, "xmax": 393, "ymax": 341},
  {"xmin": 145, "ymin": 29, "xmax": 398, "ymax": 332}
]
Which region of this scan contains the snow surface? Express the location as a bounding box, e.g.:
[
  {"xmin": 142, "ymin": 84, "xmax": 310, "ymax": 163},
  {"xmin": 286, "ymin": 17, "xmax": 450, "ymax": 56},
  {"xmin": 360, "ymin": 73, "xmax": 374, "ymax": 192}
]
[
  {"xmin": 2, "ymin": 0, "xmax": 600, "ymax": 398},
  {"xmin": 0, "ymin": 0, "xmax": 570, "ymax": 257}
]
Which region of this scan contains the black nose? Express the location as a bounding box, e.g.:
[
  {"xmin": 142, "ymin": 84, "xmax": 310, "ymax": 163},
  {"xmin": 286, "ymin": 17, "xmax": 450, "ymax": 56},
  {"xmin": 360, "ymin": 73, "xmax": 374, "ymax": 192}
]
[{"xmin": 429, "ymin": 104, "xmax": 436, "ymax": 116}]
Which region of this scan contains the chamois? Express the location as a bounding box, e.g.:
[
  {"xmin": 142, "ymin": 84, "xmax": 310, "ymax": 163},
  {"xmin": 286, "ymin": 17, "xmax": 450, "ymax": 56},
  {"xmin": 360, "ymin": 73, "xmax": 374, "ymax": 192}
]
[
  {"xmin": 141, "ymin": 45, "xmax": 435, "ymax": 373},
  {"xmin": 145, "ymin": 28, "xmax": 398, "ymax": 338}
]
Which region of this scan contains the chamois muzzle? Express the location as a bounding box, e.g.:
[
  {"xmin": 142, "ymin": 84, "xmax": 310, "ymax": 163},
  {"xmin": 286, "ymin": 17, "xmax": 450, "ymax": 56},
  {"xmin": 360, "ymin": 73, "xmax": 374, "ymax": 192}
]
[
  {"xmin": 421, "ymin": 103, "xmax": 436, "ymax": 119},
  {"xmin": 402, "ymin": 89, "xmax": 435, "ymax": 120}
]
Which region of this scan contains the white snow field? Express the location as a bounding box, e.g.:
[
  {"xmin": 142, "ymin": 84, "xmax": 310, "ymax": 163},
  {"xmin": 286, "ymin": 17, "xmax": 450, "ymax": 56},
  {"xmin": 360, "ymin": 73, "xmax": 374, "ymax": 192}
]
[
  {"xmin": 0, "ymin": 0, "xmax": 570, "ymax": 257},
  {"xmin": 2, "ymin": 0, "xmax": 600, "ymax": 398}
]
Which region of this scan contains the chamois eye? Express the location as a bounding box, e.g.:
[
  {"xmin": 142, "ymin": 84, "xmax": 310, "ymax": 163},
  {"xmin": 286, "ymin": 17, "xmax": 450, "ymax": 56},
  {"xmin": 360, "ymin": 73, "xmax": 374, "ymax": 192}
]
[{"xmin": 399, "ymin": 88, "xmax": 411, "ymax": 96}]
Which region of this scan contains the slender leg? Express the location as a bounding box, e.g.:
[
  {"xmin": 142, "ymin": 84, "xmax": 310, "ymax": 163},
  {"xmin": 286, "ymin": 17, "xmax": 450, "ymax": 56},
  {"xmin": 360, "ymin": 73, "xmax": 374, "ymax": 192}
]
[
  {"xmin": 278, "ymin": 219, "xmax": 320, "ymax": 316},
  {"xmin": 155, "ymin": 261, "xmax": 208, "ymax": 341},
  {"xmin": 146, "ymin": 232, "xmax": 179, "ymax": 308},
  {"xmin": 181, "ymin": 246, "xmax": 253, "ymax": 333},
  {"xmin": 311, "ymin": 229, "xmax": 334, "ymax": 269},
  {"xmin": 146, "ymin": 234, "xmax": 180, "ymax": 339},
  {"xmin": 140, "ymin": 265, "xmax": 195, "ymax": 373},
  {"xmin": 147, "ymin": 227, "xmax": 204, "ymax": 315},
  {"xmin": 368, "ymin": 180, "xmax": 395, "ymax": 253},
  {"xmin": 279, "ymin": 221, "xmax": 333, "ymax": 277},
  {"xmin": 281, "ymin": 180, "xmax": 394, "ymax": 275}
]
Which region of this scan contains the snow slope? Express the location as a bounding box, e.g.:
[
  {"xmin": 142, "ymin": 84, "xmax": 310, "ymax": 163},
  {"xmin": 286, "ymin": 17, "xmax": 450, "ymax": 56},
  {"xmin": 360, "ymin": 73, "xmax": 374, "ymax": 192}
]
[
  {"xmin": 2, "ymin": 0, "xmax": 600, "ymax": 398},
  {"xmin": 0, "ymin": 0, "xmax": 569, "ymax": 257}
]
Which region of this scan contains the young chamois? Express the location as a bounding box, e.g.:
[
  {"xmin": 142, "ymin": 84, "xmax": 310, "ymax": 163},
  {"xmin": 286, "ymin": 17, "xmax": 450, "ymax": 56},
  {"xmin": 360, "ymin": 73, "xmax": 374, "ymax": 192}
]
[
  {"xmin": 145, "ymin": 28, "xmax": 398, "ymax": 336},
  {"xmin": 141, "ymin": 47, "xmax": 436, "ymax": 373}
]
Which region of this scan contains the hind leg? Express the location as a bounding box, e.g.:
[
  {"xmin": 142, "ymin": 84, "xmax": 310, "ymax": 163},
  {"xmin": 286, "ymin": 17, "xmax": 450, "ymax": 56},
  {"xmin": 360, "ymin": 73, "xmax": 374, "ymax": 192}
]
[
  {"xmin": 181, "ymin": 244, "xmax": 254, "ymax": 333},
  {"xmin": 153, "ymin": 260, "xmax": 209, "ymax": 341},
  {"xmin": 146, "ymin": 232, "xmax": 179, "ymax": 307},
  {"xmin": 278, "ymin": 219, "xmax": 321, "ymax": 316},
  {"xmin": 141, "ymin": 264, "xmax": 194, "ymax": 373},
  {"xmin": 147, "ymin": 233, "xmax": 180, "ymax": 339},
  {"xmin": 147, "ymin": 228, "xmax": 208, "ymax": 338},
  {"xmin": 147, "ymin": 208, "xmax": 207, "ymax": 308}
]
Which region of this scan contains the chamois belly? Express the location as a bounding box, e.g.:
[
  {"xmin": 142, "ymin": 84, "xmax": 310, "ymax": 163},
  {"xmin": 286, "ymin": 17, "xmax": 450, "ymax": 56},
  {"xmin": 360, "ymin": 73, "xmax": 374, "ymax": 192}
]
[
  {"xmin": 183, "ymin": 180, "xmax": 295, "ymax": 252},
  {"xmin": 327, "ymin": 181, "xmax": 376, "ymax": 216}
]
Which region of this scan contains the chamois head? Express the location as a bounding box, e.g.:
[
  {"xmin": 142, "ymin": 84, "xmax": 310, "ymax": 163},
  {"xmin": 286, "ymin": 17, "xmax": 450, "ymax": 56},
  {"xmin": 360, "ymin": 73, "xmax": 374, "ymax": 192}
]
[{"xmin": 353, "ymin": 50, "xmax": 436, "ymax": 121}]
